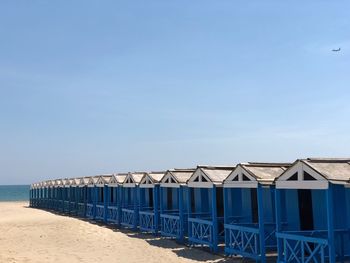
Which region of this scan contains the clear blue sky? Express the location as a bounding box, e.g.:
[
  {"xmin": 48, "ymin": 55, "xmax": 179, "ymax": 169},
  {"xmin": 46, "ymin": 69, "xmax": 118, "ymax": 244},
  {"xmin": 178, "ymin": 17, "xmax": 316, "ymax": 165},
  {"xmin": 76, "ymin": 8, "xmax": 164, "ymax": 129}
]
[{"xmin": 1, "ymin": 1, "xmax": 349, "ymax": 185}]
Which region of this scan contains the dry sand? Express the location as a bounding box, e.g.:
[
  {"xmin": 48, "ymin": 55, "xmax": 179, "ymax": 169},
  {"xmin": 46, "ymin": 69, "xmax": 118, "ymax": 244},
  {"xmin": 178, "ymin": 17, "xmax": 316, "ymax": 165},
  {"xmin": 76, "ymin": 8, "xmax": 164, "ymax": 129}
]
[{"xmin": 0, "ymin": 202, "xmax": 232, "ymax": 263}]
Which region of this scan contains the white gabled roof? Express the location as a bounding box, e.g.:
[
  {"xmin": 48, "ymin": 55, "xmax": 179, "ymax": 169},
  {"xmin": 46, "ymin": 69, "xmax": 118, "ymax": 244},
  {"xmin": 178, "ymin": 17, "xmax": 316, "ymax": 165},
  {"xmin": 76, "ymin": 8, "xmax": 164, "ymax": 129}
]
[
  {"xmin": 188, "ymin": 165, "xmax": 235, "ymax": 188},
  {"xmin": 79, "ymin": 177, "xmax": 90, "ymax": 186},
  {"xmin": 140, "ymin": 171, "xmax": 166, "ymax": 188},
  {"xmin": 123, "ymin": 172, "xmax": 145, "ymax": 187},
  {"xmin": 95, "ymin": 174, "xmax": 113, "ymax": 186},
  {"xmin": 224, "ymin": 162, "xmax": 290, "ymax": 188},
  {"xmin": 161, "ymin": 169, "xmax": 195, "ymax": 187},
  {"xmin": 276, "ymin": 158, "xmax": 350, "ymax": 189},
  {"xmin": 109, "ymin": 173, "xmax": 128, "ymax": 186},
  {"xmin": 87, "ymin": 176, "xmax": 99, "ymax": 186}
]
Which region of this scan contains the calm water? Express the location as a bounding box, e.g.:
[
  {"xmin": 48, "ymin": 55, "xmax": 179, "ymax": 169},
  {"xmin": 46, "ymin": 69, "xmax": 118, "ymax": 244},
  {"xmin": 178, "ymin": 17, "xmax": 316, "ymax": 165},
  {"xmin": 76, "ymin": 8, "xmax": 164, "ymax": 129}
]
[{"xmin": 0, "ymin": 185, "xmax": 30, "ymax": 201}]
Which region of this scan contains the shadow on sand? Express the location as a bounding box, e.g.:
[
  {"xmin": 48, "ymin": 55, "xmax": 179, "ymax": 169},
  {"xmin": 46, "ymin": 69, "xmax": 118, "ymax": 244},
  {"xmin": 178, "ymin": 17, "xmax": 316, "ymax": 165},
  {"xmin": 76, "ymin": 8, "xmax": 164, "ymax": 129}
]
[{"xmin": 28, "ymin": 207, "xmax": 258, "ymax": 262}]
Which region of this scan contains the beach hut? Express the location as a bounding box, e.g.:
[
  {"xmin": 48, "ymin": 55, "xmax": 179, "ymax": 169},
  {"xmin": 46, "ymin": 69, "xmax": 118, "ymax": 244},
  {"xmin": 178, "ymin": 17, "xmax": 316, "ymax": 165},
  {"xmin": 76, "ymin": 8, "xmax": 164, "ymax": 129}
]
[
  {"xmin": 86, "ymin": 176, "xmax": 99, "ymax": 219},
  {"xmin": 94, "ymin": 175, "xmax": 113, "ymax": 222},
  {"xmin": 120, "ymin": 172, "xmax": 145, "ymax": 230},
  {"xmin": 275, "ymin": 158, "xmax": 350, "ymax": 263},
  {"xmin": 159, "ymin": 169, "xmax": 195, "ymax": 242},
  {"xmin": 46, "ymin": 180, "xmax": 53, "ymax": 210},
  {"xmin": 62, "ymin": 178, "xmax": 71, "ymax": 214},
  {"xmin": 223, "ymin": 162, "xmax": 290, "ymax": 262},
  {"xmin": 106, "ymin": 173, "xmax": 127, "ymax": 225},
  {"xmin": 68, "ymin": 178, "xmax": 80, "ymax": 215},
  {"xmin": 30, "ymin": 183, "xmax": 37, "ymax": 207},
  {"xmin": 187, "ymin": 165, "xmax": 235, "ymax": 252},
  {"xmin": 77, "ymin": 177, "xmax": 90, "ymax": 217},
  {"xmin": 38, "ymin": 182, "xmax": 43, "ymax": 208},
  {"xmin": 138, "ymin": 171, "xmax": 165, "ymax": 233}
]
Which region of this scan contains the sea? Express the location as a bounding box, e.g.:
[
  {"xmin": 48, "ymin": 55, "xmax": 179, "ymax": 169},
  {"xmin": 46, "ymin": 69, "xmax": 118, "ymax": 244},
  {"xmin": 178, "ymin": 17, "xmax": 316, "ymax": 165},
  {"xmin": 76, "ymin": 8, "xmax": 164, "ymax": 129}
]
[{"xmin": 0, "ymin": 185, "xmax": 30, "ymax": 201}]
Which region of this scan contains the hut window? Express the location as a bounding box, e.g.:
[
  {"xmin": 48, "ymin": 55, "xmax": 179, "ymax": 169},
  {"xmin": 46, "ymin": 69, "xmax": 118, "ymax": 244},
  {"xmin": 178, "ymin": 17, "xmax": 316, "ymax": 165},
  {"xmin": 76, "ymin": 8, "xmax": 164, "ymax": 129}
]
[
  {"xmin": 170, "ymin": 177, "xmax": 176, "ymax": 184},
  {"xmin": 242, "ymin": 174, "xmax": 250, "ymax": 181},
  {"xmin": 303, "ymin": 171, "xmax": 316, "ymax": 181},
  {"xmin": 194, "ymin": 176, "xmax": 200, "ymax": 182},
  {"xmin": 250, "ymin": 188, "xmax": 258, "ymax": 223},
  {"xmin": 167, "ymin": 188, "xmax": 173, "ymax": 210},
  {"xmin": 287, "ymin": 172, "xmax": 298, "ymax": 181}
]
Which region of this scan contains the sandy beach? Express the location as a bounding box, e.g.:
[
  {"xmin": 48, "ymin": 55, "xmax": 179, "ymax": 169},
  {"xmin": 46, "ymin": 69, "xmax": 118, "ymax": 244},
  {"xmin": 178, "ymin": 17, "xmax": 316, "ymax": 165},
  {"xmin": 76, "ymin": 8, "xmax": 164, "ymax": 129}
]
[{"xmin": 0, "ymin": 202, "xmax": 228, "ymax": 263}]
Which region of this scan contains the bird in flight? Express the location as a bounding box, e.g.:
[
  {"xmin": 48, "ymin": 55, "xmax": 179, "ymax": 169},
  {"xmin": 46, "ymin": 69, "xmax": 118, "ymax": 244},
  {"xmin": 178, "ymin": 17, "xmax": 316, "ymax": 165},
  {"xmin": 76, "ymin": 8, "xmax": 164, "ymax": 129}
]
[{"xmin": 332, "ymin": 48, "xmax": 341, "ymax": 52}]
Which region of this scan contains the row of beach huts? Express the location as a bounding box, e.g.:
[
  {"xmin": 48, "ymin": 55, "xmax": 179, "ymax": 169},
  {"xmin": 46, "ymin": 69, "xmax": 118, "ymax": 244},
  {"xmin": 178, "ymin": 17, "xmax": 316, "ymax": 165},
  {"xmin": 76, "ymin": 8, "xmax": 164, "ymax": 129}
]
[{"xmin": 30, "ymin": 158, "xmax": 350, "ymax": 263}]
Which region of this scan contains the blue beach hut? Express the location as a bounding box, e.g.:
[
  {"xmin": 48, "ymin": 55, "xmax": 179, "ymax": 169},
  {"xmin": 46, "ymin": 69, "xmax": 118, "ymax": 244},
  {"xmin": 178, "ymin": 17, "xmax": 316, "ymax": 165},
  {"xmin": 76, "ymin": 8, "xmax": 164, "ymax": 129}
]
[
  {"xmin": 86, "ymin": 176, "xmax": 99, "ymax": 219},
  {"xmin": 106, "ymin": 173, "xmax": 127, "ymax": 225},
  {"xmin": 138, "ymin": 171, "xmax": 166, "ymax": 234},
  {"xmin": 187, "ymin": 165, "xmax": 235, "ymax": 252},
  {"xmin": 77, "ymin": 177, "xmax": 89, "ymax": 217},
  {"xmin": 62, "ymin": 178, "xmax": 71, "ymax": 214},
  {"xmin": 223, "ymin": 162, "xmax": 290, "ymax": 262},
  {"xmin": 275, "ymin": 158, "xmax": 350, "ymax": 263},
  {"xmin": 47, "ymin": 180, "xmax": 54, "ymax": 209},
  {"xmin": 94, "ymin": 175, "xmax": 113, "ymax": 222},
  {"xmin": 31, "ymin": 183, "xmax": 38, "ymax": 208},
  {"xmin": 68, "ymin": 178, "xmax": 80, "ymax": 215},
  {"xmin": 159, "ymin": 169, "xmax": 195, "ymax": 242},
  {"xmin": 120, "ymin": 172, "xmax": 145, "ymax": 230},
  {"xmin": 54, "ymin": 179, "xmax": 64, "ymax": 212}
]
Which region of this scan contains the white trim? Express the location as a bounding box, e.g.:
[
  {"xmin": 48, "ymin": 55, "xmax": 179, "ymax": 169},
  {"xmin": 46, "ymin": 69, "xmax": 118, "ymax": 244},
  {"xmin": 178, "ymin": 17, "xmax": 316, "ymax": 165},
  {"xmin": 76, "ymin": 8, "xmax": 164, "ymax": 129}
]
[
  {"xmin": 224, "ymin": 181, "xmax": 258, "ymax": 188},
  {"xmin": 188, "ymin": 182, "xmax": 214, "ymax": 188},
  {"xmin": 140, "ymin": 184, "xmax": 154, "ymax": 188},
  {"xmin": 160, "ymin": 183, "xmax": 181, "ymax": 188},
  {"xmin": 123, "ymin": 183, "xmax": 137, "ymax": 188},
  {"xmin": 276, "ymin": 180, "xmax": 328, "ymax": 189}
]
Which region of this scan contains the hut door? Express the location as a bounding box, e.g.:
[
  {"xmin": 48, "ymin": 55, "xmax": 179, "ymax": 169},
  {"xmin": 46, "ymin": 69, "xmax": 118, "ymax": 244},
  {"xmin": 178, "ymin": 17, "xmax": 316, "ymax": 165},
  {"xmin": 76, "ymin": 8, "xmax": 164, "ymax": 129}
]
[
  {"xmin": 250, "ymin": 188, "xmax": 259, "ymax": 224},
  {"xmin": 298, "ymin": 189, "xmax": 314, "ymax": 231},
  {"xmin": 167, "ymin": 188, "xmax": 173, "ymax": 210},
  {"xmin": 216, "ymin": 187, "xmax": 224, "ymax": 217},
  {"xmin": 148, "ymin": 189, "xmax": 154, "ymax": 208}
]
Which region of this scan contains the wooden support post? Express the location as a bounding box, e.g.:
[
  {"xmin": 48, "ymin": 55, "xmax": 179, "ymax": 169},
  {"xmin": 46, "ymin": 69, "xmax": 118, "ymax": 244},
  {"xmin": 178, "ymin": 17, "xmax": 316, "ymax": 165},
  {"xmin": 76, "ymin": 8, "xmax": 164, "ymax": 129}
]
[
  {"xmin": 327, "ymin": 184, "xmax": 335, "ymax": 263},
  {"xmin": 134, "ymin": 186, "xmax": 139, "ymax": 230},
  {"xmin": 275, "ymin": 188, "xmax": 283, "ymax": 262},
  {"xmin": 179, "ymin": 186, "xmax": 184, "ymax": 242},
  {"xmin": 257, "ymin": 184, "xmax": 266, "ymax": 263},
  {"xmin": 212, "ymin": 186, "xmax": 218, "ymax": 253}
]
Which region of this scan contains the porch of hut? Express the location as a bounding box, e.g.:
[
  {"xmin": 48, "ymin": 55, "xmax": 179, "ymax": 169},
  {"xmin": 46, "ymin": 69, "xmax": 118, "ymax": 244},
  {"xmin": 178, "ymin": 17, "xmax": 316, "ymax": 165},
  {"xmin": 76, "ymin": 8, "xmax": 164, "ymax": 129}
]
[
  {"xmin": 77, "ymin": 177, "xmax": 89, "ymax": 217},
  {"xmin": 86, "ymin": 176, "xmax": 99, "ymax": 219},
  {"xmin": 106, "ymin": 173, "xmax": 127, "ymax": 225},
  {"xmin": 223, "ymin": 162, "xmax": 290, "ymax": 262},
  {"xmin": 159, "ymin": 169, "xmax": 195, "ymax": 242},
  {"xmin": 138, "ymin": 171, "xmax": 165, "ymax": 234},
  {"xmin": 120, "ymin": 172, "xmax": 145, "ymax": 230},
  {"xmin": 275, "ymin": 158, "xmax": 350, "ymax": 263},
  {"xmin": 187, "ymin": 165, "xmax": 235, "ymax": 252}
]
